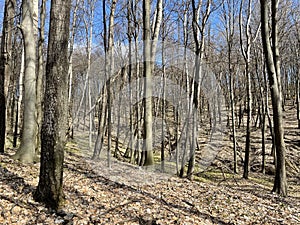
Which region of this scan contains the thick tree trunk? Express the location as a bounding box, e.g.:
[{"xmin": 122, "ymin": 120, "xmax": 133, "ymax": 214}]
[
  {"xmin": 13, "ymin": 0, "xmax": 38, "ymax": 163},
  {"xmin": 34, "ymin": 0, "xmax": 71, "ymax": 210},
  {"xmin": 142, "ymin": 0, "xmax": 154, "ymax": 166}
]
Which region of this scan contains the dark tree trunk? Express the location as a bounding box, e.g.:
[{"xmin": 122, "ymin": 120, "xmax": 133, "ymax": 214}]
[
  {"xmin": 34, "ymin": 0, "xmax": 71, "ymax": 210},
  {"xmin": 260, "ymin": 0, "xmax": 287, "ymax": 196},
  {"xmin": 261, "ymin": 101, "xmax": 266, "ymax": 174},
  {"xmin": 243, "ymin": 66, "xmax": 251, "ymax": 179}
]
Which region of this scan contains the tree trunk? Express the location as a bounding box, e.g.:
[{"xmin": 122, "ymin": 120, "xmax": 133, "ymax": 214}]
[
  {"xmin": 92, "ymin": 96, "xmax": 107, "ymax": 159},
  {"xmin": 106, "ymin": 0, "xmax": 117, "ymax": 168},
  {"xmin": 230, "ymin": 68, "xmax": 238, "ymax": 173},
  {"xmin": 297, "ymin": 69, "xmax": 300, "ymax": 128},
  {"xmin": 260, "ymin": 0, "xmax": 287, "ymax": 196},
  {"xmin": 161, "ymin": 27, "xmax": 166, "ymax": 172},
  {"xmin": 142, "ymin": 0, "xmax": 154, "ymax": 166},
  {"xmin": 0, "ymin": 0, "xmax": 16, "ymax": 153},
  {"xmin": 34, "ymin": 0, "xmax": 71, "ymax": 210},
  {"xmin": 36, "ymin": 0, "xmax": 46, "ymax": 154},
  {"xmin": 13, "ymin": 48, "xmax": 24, "ymax": 148},
  {"xmin": 83, "ymin": 0, "xmax": 95, "ymax": 150},
  {"xmin": 187, "ymin": 0, "xmax": 211, "ymax": 179},
  {"xmin": 243, "ymin": 66, "xmax": 251, "ymax": 179},
  {"xmin": 127, "ymin": 0, "xmax": 135, "ymax": 163},
  {"xmin": 261, "ymin": 97, "xmax": 266, "ymax": 174},
  {"xmin": 13, "ymin": 0, "xmax": 38, "ymax": 163},
  {"xmin": 223, "ymin": 0, "xmax": 238, "ymax": 174},
  {"xmin": 88, "ymin": 78, "xmax": 93, "ymax": 150},
  {"xmin": 239, "ymin": 0, "xmax": 256, "ymax": 179},
  {"xmin": 67, "ymin": 0, "xmax": 80, "ymax": 139}
]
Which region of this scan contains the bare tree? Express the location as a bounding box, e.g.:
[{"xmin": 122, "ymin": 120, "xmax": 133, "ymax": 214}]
[
  {"xmin": 222, "ymin": 0, "xmax": 239, "ymax": 173},
  {"xmin": 0, "ymin": 0, "xmax": 16, "ymax": 153},
  {"xmin": 67, "ymin": 0, "xmax": 81, "ymax": 139},
  {"xmin": 187, "ymin": 0, "xmax": 212, "ymax": 179},
  {"xmin": 106, "ymin": 0, "xmax": 117, "ymax": 167},
  {"xmin": 92, "ymin": 0, "xmax": 117, "ymax": 166},
  {"xmin": 142, "ymin": 0, "xmax": 154, "ymax": 166},
  {"xmin": 141, "ymin": 0, "xmax": 162, "ymax": 166},
  {"xmin": 12, "ymin": 0, "xmax": 39, "ymax": 163},
  {"xmin": 36, "ymin": 0, "xmax": 46, "ymax": 153},
  {"xmin": 291, "ymin": 7, "xmax": 300, "ymax": 128},
  {"xmin": 34, "ymin": 0, "xmax": 71, "ymax": 209},
  {"xmin": 260, "ymin": 0, "xmax": 287, "ymax": 196},
  {"xmin": 239, "ymin": 0, "xmax": 260, "ymax": 179}
]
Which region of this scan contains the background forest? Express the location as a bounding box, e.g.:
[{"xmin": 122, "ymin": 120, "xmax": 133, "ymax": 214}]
[{"xmin": 0, "ymin": 0, "xmax": 299, "ymax": 224}]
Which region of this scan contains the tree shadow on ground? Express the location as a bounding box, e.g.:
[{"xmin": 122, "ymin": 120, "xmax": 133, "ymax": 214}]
[{"xmin": 64, "ymin": 151, "xmax": 232, "ymax": 225}]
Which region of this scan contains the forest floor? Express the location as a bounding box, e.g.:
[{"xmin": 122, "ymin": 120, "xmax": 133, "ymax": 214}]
[{"xmin": 1, "ymin": 104, "xmax": 300, "ymax": 224}]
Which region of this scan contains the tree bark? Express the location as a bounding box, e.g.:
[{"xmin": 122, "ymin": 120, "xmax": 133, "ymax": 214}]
[
  {"xmin": 142, "ymin": 0, "xmax": 154, "ymax": 166},
  {"xmin": 106, "ymin": 0, "xmax": 117, "ymax": 167},
  {"xmin": 223, "ymin": 0, "xmax": 238, "ymax": 173},
  {"xmin": 260, "ymin": 0, "xmax": 287, "ymax": 196},
  {"xmin": 34, "ymin": 0, "xmax": 71, "ymax": 210},
  {"xmin": 36, "ymin": 0, "xmax": 46, "ymax": 153},
  {"xmin": 0, "ymin": 0, "xmax": 15, "ymax": 153},
  {"xmin": 13, "ymin": 0, "xmax": 38, "ymax": 163},
  {"xmin": 67, "ymin": 0, "xmax": 80, "ymax": 139},
  {"xmin": 13, "ymin": 48, "xmax": 24, "ymax": 148},
  {"xmin": 239, "ymin": 0, "xmax": 257, "ymax": 179}
]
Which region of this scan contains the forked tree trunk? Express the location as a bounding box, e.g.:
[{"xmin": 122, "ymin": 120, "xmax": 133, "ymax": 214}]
[
  {"xmin": 34, "ymin": 0, "xmax": 71, "ymax": 210},
  {"xmin": 239, "ymin": 0, "xmax": 258, "ymax": 179},
  {"xmin": 187, "ymin": 0, "xmax": 211, "ymax": 180},
  {"xmin": 260, "ymin": 0, "xmax": 287, "ymax": 196}
]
